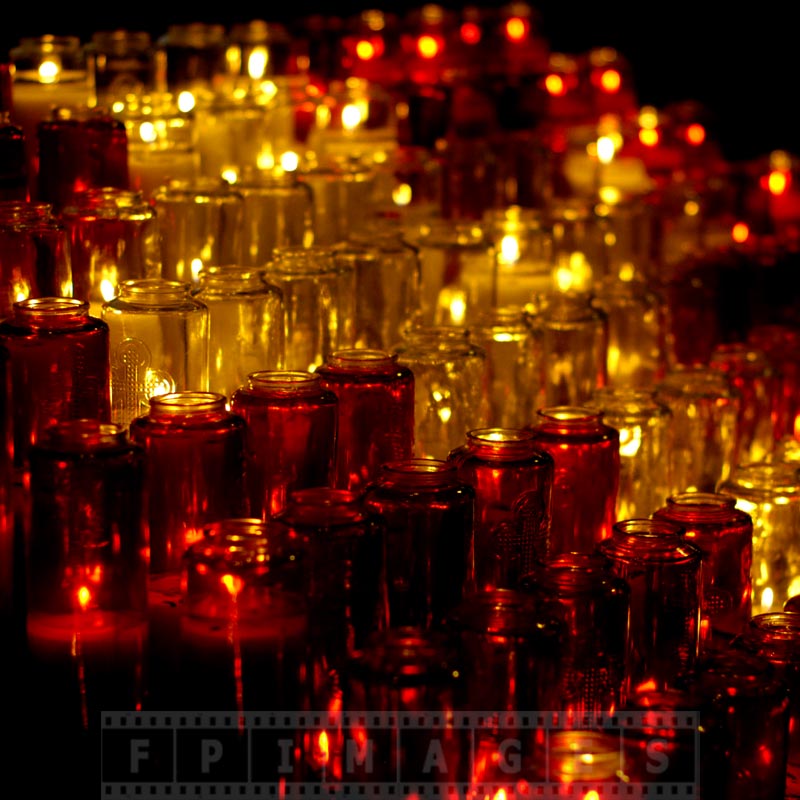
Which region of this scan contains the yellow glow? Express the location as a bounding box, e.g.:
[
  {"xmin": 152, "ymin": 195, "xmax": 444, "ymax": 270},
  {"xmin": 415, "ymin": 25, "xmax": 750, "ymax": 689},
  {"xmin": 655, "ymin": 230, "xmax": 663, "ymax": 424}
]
[
  {"xmin": 493, "ymin": 790, "xmax": 508, "ymax": 800},
  {"xmin": 280, "ymin": 151, "xmax": 300, "ymax": 172},
  {"xmin": 619, "ymin": 263, "xmax": 635, "ymax": 281},
  {"xmin": 316, "ymin": 731, "xmax": 330, "ymax": 764},
  {"xmin": 356, "ymin": 40, "xmax": 375, "ymax": 60},
  {"xmin": 762, "ymin": 587, "xmax": 775, "ymax": 611},
  {"xmin": 684, "ymin": 200, "xmax": 700, "ymax": 217},
  {"xmin": 177, "ymin": 91, "xmax": 196, "ymax": 113},
  {"xmin": 417, "ymin": 35, "xmax": 440, "ymax": 59},
  {"xmin": 100, "ymin": 279, "xmax": 117, "ymax": 302},
  {"xmin": 639, "ymin": 128, "xmax": 660, "ymax": 147},
  {"xmin": 221, "ymin": 573, "xmax": 244, "ymax": 597},
  {"xmin": 316, "ymin": 104, "xmax": 332, "ymax": 128},
  {"xmin": 342, "ymin": 103, "xmax": 364, "ymax": 131},
  {"xmin": 138, "ymin": 121, "xmax": 157, "ymax": 144},
  {"xmin": 13, "ymin": 280, "xmax": 30, "ymax": 302},
  {"xmin": 686, "ymin": 123, "xmax": 706, "ymax": 145},
  {"xmin": 596, "ymin": 136, "xmax": 616, "ymax": 164},
  {"xmin": 584, "ymin": 792, "xmax": 601, "ymax": 800},
  {"xmin": 438, "ymin": 287, "xmax": 466, "ymax": 325},
  {"xmin": 638, "ymin": 106, "xmax": 659, "ymax": 129},
  {"xmin": 768, "ymin": 170, "xmax": 789, "ymax": 196},
  {"xmin": 392, "ymin": 183, "xmax": 412, "ymax": 206},
  {"xmin": 145, "ymin": 368, "xmax": 174, "ymax": 398},
  {"xmin": 505, "ymin": 17, "xmax": 528, "ymax": 41},
  {"xmin": 732, "ymin": 222, "xmax": 750, "ymax": 243},
  {"xmin": 38, "ymin": 59, "xmax": 60, "ymax": 83},
  {"xmin": 221, "ymin": 168, "xmax": 238, "ymax": 184},
  {"xmin": 579, "ymin": 753, "xmax": 595, "ymax": 765},
  {"xmin": 77, "ymin": 586, "xmax": 91, "ymax": 610},
  {"xmin": 619, "ymin": 426, "xmax": 642, "ymax": 458},
  {"xmin": 498, "ymin": 234, "xmax": 521, "ymax": 265},
  {"xmin": 545, "ymin": 73, "xmax": 566, "ymax": 96},
  {"xmin": 191, "ymin": 258, "xmax": 204, "ymax": 281},
  {"xmin": 248, "ymin": 47, "xmax": 269, "ymax": 80},
  {"xmin": 788, "ymin": 577, "xmax": 800, "ymax": 600},
  {"xmin": 598, "ymin": 185, "xmax": 622, "ymax": 204},
  {"xmin": 600, "ymin": 69, "xmax": 621, "ymax": 93}
]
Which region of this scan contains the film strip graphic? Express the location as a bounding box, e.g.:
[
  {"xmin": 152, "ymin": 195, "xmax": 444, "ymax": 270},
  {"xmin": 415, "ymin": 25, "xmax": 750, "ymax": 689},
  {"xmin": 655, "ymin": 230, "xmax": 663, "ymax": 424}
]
[{"xmin": 101, "ymin": 710, "xmax": 700, "ymax": 799}]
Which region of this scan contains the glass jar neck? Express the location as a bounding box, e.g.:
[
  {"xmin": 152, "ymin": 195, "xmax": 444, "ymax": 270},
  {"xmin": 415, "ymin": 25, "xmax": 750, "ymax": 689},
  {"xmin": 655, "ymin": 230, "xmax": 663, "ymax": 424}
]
[
  {"xmin": 117, "ymin": 279, "xmax": 191, "ymax": 305},
  {"xmin": 246, "ymin": 370, "xmax": 324, "ymax": 397},
  {"xmin": 198, "ymin": 267, "xmax": 267, "ymax": 293},
  {"xmin": 662, "ymin": 492, "xmax": 740, "ymax": 523},
  {"xmin": 465, "ymin": 428, "xmax": 544, "ymax": 461},
  {"xmin": 325, "ymin": 349, "xmax": 397, "ymax": 372},
  {"xmin": 601, "ymin": 519, "xmax": 702, "ymax": 565},
  {"xmin": 36, "ymin": 420, "xmax": 129, "ymax": 453},
  {"xmin": 739, "ymin": 612, "xmax": 800, "ymax": 663},
  {"xmin": 378, "ymin": 459, "xmax": 460, "ymax": 490},
  {"xmin": 149, "ymin": 392, "xmax": 228, "ymax": 420},
  {"xmin": 282, "ymin": 488, "xmax": 368, "ymax": 527},
  {"xmin": 535, "ymin": 406, "xmax": 605, "ymax": 434},
  {"xmin": 12, "ymin": 297, "xmax": 91, "ymax": 329},
  {"xmin": 269, "ymin": 246, "xmax": 337, "ymax": 274}
]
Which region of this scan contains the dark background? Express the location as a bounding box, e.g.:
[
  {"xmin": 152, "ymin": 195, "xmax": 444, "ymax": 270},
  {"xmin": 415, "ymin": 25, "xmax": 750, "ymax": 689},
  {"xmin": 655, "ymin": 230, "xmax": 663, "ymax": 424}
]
[{"xmin": 2, "ymin": 1, "xmax": 796, "ymax": 163}]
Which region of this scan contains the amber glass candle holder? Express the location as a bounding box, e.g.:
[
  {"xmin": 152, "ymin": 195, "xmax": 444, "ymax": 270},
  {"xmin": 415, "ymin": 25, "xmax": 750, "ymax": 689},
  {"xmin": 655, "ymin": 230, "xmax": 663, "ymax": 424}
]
[{"xmin": 230, "ymin": 370, "xmax": 338, "ymax": 519}]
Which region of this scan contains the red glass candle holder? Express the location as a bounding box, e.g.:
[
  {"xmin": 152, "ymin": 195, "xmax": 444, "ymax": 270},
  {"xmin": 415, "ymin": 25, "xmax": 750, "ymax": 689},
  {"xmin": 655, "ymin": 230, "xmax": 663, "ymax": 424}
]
[
  {"xmin": 0, "ymin": 201, "xmax": 73, "ymax": 317},
  {"xmin": 598, "ymin": 518, "xmax": 703, "ymax": 696},
  {"xmin": 229, "ymin": 371, "xmax": 338, "ymax": 519},
  {"xmin": 26, "ymin": 420, "xmax": 147, "ymax": 731},
  {"xmin": 0, "ymin": 297, "xmax": 110, "ymax": 475},
  {"xmin": 180, "ymin": 518, "xmax": 309, "ymax": 714},
  {"xmin": 362, "ymin": 458, "xmax": 475, "ymax": 628},
  {"xmin": 528, "ymin": 406, "xmax": 620, "ymax": 555},
  {"xmin": 521, "ymin": 552, "xmax": 629, "ymax": 718},
  {"xmin": 653, "ymin": 491, "xmax": 753, "ymax": 642},
  {"xmin": 271, "ymin": 488, "xmax": 387, "ymax": 680},
  {"xmin": 448, "ymin": 427, "xmax": 554, "ymax": 590},
  {"xmin": 37, "ymin": 109, "xmax": 129, "ymax": 212},
  {"xmin": 316, "ymin": 349, "xmax": 415, "ymax": 491}
]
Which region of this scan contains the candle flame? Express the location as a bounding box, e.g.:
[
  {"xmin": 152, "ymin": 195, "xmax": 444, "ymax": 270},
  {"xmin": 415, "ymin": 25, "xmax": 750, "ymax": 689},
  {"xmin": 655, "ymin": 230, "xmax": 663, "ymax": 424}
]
[
  {"xmin": 768, "ymin": 170, "xmax": 790, "ymax": 196},
  {"xmin": 417, "ymin": 35, "xmax": 440, "ymax": 59},
  {"xmin": 686, "ymin": 123, "xmax": 706, "ymax": 145},
  {"xmin": 77, "ymin": 586, "xmax": 92, "ymax": 610},
  {"xmin": 596, "ymin": 136, "xmax": 616, "ymax": 164},
  {"xmin": 38, "ymin": 58, "xmax": 60, "ymax": 83},
  {"xmin": 248, "ymin": 47, "xmax": 269, "ymax": 80},
  {"xmin": 545, "ymin": 73, "xmax": 566, "ymax": 96},
  {"xmin": 505, "ymin": 17, "xmax": 528, "ymax": 41},
  {"xmin": 732, "ymin": 222, "xmax": 750, "ymax": 243},
  {"xmin": 599, "ymin": 69, "xmax": 621, "ymax": 93},
  {"xmin": 221, "ymin": 573, "xmax": 244, "ymax": 597}
]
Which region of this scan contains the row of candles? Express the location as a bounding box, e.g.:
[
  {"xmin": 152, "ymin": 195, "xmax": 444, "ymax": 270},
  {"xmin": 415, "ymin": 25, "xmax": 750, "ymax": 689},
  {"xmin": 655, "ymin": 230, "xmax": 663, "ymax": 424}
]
[{"xmin": 1, "ymin": 5, "xmax": 800, "ymax": 799}]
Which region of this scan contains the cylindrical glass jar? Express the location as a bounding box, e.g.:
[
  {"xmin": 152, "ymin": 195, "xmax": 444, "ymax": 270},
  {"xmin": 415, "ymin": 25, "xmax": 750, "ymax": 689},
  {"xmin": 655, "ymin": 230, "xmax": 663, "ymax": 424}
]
[
  {"xmin": 60, "ymin": 188, "xmax": 160, "ymax": 317},
  {"xmin": 343, "ymin": 628, "xmax": 464, "ymax": 785},
  {"xmin": 315, "ymin": 349, "xmax": 415, "ymax": 491},
  {"xmin": 733, "ymin": 611, "xmax": 800, "ymax": 788},
  {"xmin": 534, "ymin": 292, "xmax": 608, "ymax": 407},
  {"xmin": 237, "ymin": 172, "xmax": 313, "ymax": 267},
  {"xmin": 653, "ymin": 492, "xmax": 753, "ymax": 642},
  {"xmin": 102, "ymin": 278, "xmax": 209, "ymax": 428},
  {"xmin": 154, "ymin": 23, "xmax": 228, "ymax": 94},
  {"xmin": 521, "ymin": 552, "xmax": 629, "ymax": 718},
  {"xmin": 718, "ymin": 462, "xmax": 800, "ymax": 615},
  {"xmin": 84, "ymin": 30, "xmax": 155, "ymax": 105},
  {"xmin": 448, "ymin": 428, "xmax": 554, "ymax": 589},
  {"xmin": 346, "ymin": 219, "xmax": 422, "ymax": 352},
  {"xmin": 392, "ymin": 324, "xmax": 490, "ymax": 460},
  {"xmin": 26, "ymin": 420, "xmax": 147, "ymax": 732},
  {"xmin": 263, "ymin": 245, "xmax": 357, "ymax": 371},
  {"xmin": 684, "ymin": 647, "xmax": 791, "ymax": 800},
  {"xmin": 709, "ymin": 342, "xmax": 776, "ymax": 466},
  {"xmin": 591, "ymin": 275, "xmax": 669, "ymax": 390},
  {"xmin": 129, "ymin": 392, "xmax": 247, "ymax": 575},
  {"xmin": 270, "ymin": 488, "xmax": 387, "ymax": 679},
  {"xmin": 151, "ymin": 178, "xmax": 244, "ymax": 287},
  {"xmin": 588, "ymin": 387, "xmax": 674, "ymax": 520},
  {"xmin": 0, "ymin": 344, "xmax": 13, "ymax": 630},
  {"xmin": 37, "ymin": 109, "xmax": 129, "ymax": 212},
  {"xmin": 193, "ymin": 266, "xmax": 285, "ymax": 400},
  {"xmin": 655, "ymin": 365, "xmax": 740, "ymax": 493},
  {"xmin": 598, "ymin": 518, "xmax": 703, "ymax": 695},
  {"xmin": 528, "ymin": 406, "xmax": 620, "ymax": 555},
  {"xmin": 0, "ymin": 112, "xmax": 27, "ymax": 202},
  {"xmin": 229, "ymin": 371, "xmax": 338, "ymax": 519},
  {"xmin": 468, "ymin": 307, "xmax": 544, "ymax": 429},
  {"xmin": 0, "ymin": 200, "xmax": 73, "ymax": 317},
  {"xmin": 412, "ymin": 218, "xmax": 496, "ymax": 327},
  {"xmin": 362, "ymin": 459, "xmax": 475, "ymax": 628},
  {"xmin": 180, "ymin": 518, "xmax": 309, "ymax": 712},
  {"xmin": 0, "ymin": 297, "xmax": 110, "ymax": 473}
]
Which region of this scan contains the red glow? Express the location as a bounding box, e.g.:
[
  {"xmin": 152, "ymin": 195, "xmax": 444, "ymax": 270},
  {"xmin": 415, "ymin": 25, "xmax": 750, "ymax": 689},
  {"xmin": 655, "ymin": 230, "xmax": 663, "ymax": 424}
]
[
  {"xmin": 686, "ymin": 123, "xmax": 706, "ymax": 145},
  {"xmin": 599, "ymin": 69, "xmax": 621, "ymax": 93},
  {"xmin": 505, "ymin": 16, "xmax": 529, "ymax": 42},
  {"xmin": 460, "ymin": 22, "xmax": 482, "ymax": 44},
  {"xmin": 417, "ymin": 35, "xmax": 441, "ymax": 59},
  {"xmin": 545, "ymin": 73, "xmax": 566, "ymax": 96},
  {"xmin": 639, "ymin": 128, "xmax": 660, "ymax": 147},
  {"xmin": 732, "ymin": 221, "xmax": 750, "ymax": 243}
]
